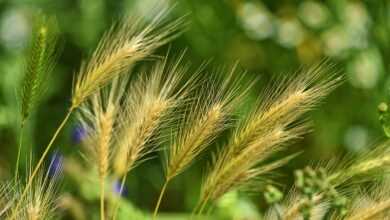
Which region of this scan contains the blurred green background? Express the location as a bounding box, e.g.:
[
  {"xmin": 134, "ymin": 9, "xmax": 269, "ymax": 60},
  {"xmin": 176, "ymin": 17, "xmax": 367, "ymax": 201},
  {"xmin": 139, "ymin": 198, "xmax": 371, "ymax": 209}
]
[{"xmin": 0, "ymin": 0, "xmax": 389, "ymax": 219}]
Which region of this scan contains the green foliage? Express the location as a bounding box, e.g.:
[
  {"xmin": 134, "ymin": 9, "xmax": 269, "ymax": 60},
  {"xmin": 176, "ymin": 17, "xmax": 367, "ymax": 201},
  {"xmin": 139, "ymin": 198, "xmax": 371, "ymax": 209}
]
[{"xmin": 295, "ymin": 167, "xmax": 347, "ymax": 219}]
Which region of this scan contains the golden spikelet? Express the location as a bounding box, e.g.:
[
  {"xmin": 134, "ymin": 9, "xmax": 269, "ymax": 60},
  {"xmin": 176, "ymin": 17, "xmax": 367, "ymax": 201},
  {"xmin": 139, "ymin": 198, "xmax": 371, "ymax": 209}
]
[
  {"xmin": 152, "ymin": 66, "xmax": 253, "ymax": 218},
  {"xmin": 71, "ymin": 9, "xmax": 185, "ymax": 108},
  {"xmin": 199, "ymin": 62, "xmax": 341, "ymax": 206},
  {"xmin": 347, "ymin": 199, "xmax": 390, "ymax": 220},
  {"xmin": 327, "ymin": 140, "xmax": 390, "ymax": 186},
  {"xmin": 113, "ymin": 55, "xmax": 188, "ymax": 177},
  {"xmin": 78, "ymin": 76, "xmax": 128, "ymax": 220},
  {"xmin": 24, "ymin": 172, "xmax": 58, "ymax": 220},
  {"xmin": 7, "ymin": 161, "xmax": 60, "ymax": 220},
  {"xmin": 78, "ymin": 76, "xmax": 127, "ymax": 177},
  {"xmin": 166, "ymin": 65, "xmax": 251, "ymax": 180},
  {"xmin": 167, "ymin": 103, "xmax": 224, "ymax": 180},
  {"xmin": 345, "ymin": 181, "xmax": 390, "ymax": 220}
]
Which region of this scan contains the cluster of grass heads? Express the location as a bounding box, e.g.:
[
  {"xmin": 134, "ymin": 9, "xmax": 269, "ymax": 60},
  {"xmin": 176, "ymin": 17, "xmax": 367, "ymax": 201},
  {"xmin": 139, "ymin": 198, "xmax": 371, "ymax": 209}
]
[{"xmin": 1, "ymin": 7, "xmax": 390, "ymax": 220}]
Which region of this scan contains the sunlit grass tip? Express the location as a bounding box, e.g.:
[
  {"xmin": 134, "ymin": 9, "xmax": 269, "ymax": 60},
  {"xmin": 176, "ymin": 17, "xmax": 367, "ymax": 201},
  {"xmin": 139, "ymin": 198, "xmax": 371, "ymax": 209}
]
[{"xmin": 198, "ymin": 61, "xmax": 342, "ymax": 212}]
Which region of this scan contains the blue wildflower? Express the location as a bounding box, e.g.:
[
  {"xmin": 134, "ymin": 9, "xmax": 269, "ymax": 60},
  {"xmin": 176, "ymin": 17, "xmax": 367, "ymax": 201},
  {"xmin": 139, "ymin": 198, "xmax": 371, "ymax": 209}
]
[
  {"xmin": 71, "ymin": 124, "xmax": 87, "ymax": 144},
  {"xmin": 112, "ymin": 179, "xmax": 128, "ymax": 197}
]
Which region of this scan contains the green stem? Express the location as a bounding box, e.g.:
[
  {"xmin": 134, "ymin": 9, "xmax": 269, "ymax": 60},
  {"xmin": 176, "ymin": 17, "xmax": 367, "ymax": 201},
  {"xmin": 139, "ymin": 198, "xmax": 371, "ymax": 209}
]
[
  {"xmin": 101, "ymin": 177, "xmax": 105, "ymax": 220},
  {"xmin": 10, "ymin": 108, "xmax": 73, "ymax": 220},
  {"xmin": 15, "ymin": 123, "xmax": 25, "ymax": 180},
  {"xmin": 111, "ymin": 174, "xmax": 127, "ymax": 220},
  {"xmin": 191, "ymin": 197, "xmax": 208, "ymax": 220},
  {"xmin": 197, "ymin": 200, "xmax": 208, "ymax": 216},
  {"xmin": 152, "ymin": 179, "xmax": 169, "ymax": 219}
]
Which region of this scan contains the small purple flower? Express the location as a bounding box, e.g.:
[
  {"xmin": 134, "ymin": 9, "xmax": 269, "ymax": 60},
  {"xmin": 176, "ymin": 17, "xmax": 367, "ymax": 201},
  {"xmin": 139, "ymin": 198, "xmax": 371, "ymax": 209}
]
[
  {"xmin": 71, "ymin": 125, "xmax": 87, "ymax": 144},
  {"xmin": 48, "ymin": 152, "xmax": 63, "ymax": 178},
  {"xmin": 112, "ymin": 179, "xmax": 128, "ymax": 197}
]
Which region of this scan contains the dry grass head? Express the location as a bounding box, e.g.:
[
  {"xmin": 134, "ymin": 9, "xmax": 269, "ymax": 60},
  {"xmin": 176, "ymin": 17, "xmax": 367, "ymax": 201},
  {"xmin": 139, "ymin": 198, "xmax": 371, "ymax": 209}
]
[
  {"xmin": 71, "ymin": 8, "xmax": 185, "ymax": 108},
  {"xmin": 165, "ymin": 64, "xmax": 253, "ymax": 180},
  {"xmin": 200, "ymin": 62, "xmax": 342, "ymax": 203},
  {"xmin": 78, "ymin": 75, "xmax": 129, "ymax": 180},
  {"xmin": 113, "ymin": 54, "xmax": 190, "ymax": 177},
  {"xmin": 3, "ymin": 158, "xmax": 61, "ymax": 220},
  {"xmin": 344, "ymin": 180, "xmax": 390, "ymax": 220},
  {"xmin": 327, "ymin": 140, "xmax": 390, "ymax": 186}
]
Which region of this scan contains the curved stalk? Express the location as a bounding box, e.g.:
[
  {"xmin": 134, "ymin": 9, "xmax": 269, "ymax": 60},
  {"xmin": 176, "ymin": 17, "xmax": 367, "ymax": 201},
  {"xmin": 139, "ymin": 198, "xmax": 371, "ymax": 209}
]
[
  {"xmin": 197, "ymin": 200, "xmax": 208, "ymax": 216},
  {"xmin": 101, "ymin": 178, "xmax": 105, "ymax": 220},
  {"xmin": 111, "ymin": 174, "xmax": 127, "ymax": 220},
  {"xmin": 15, "ymin": 123, "xmax": 25, "ymax": 180},
  {"xmin": 10, "ymin": 108, "xmax": 73, "ymax": 220},
  {"xmin": 152, "ymin": 179, "xmax": 170, "ymax": 219},
  {"xmin": 191, "ymin": 196, "xmax": 209, "ymax": 220}
]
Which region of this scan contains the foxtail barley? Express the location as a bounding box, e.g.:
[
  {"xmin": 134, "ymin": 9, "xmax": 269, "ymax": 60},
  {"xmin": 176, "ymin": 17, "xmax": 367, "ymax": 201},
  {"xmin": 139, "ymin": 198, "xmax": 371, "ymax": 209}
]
[
  {"xmin": 113, "ymin": 55, "xmax": 189, "ymax": 177},
  {"xmin": 71, "ymin": 9, "xmax": 185, "ymax": 108},
  {"xmin": 327, "ymin": 141, "xmax": 390, "ymax": 185},
  {"xmin": 13, "ymin": 10, "xmax": 184, "ymax": 220},
  {"xmin": 24, "ymin": 169, "xmax": 59, "ymax": 220},
  {"xmin": 152, "ymin": 65, "xmax": 253, "ymax": 218},
  {"xmin": 335, "ymin": 179, "xmax": 390, "ymax": 220},
  {"xmin": 77, "ymin": 76, "xmax": 128, "ymax": 220},
  {"xmin": 198, "ymin": 62, "xmax": 341, "ymax": 214},
  {"xmin": 111, "ymin": 55, "xmax": 190, "ymax": 219},
  {"xmin": 5, "ymin": 157, "xmax": 60, "ymax": 220}
]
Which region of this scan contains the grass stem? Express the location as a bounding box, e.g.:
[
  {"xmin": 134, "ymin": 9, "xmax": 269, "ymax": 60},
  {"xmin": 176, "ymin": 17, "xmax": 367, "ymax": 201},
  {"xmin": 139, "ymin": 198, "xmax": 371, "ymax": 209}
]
[
  {"xmin": 152, "ymin": 179, "xmax": 169, "ymax": 219},
  {"xmin": 15, "ymin": 123, "xmax": 25, "ymax": 180},
  {"xmin": 100, "ymin": 177, "xmax": 105, "ymax": 220},
  {"xmin": 10, "ymin": 108, "xmax": 73, "ymax": 220},
  {"xmin": 191, "ymin": 197, "xmax": 208, "ymax": 220},
  {"xmin": 197, "ymin": 200, "xmax": 207, "ymax": 216},
  {"xmin": 111, "ymin": 174, "xmax": 127, "ymax": 220}
]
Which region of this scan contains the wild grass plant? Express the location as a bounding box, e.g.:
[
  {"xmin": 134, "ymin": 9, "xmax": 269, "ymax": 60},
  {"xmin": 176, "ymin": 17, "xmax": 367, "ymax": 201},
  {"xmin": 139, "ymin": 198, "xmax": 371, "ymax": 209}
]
[{"xmin": 1, "ymin": 6, "xmax": 390, "ymax": 220}]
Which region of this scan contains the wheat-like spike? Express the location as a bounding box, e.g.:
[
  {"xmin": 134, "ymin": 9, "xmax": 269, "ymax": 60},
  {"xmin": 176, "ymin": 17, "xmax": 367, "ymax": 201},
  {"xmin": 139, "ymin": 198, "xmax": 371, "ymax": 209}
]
[
  {"xmin": 166, "ymin": 65, "xmax": 251, "ymax": 180},
  {"xmin": 20, "ymin": 15, "xmax": 59, "ymax": 124},
  {"xmin": 347, "ymin": 199, "xmax": 390, "ymax": 220},
  {"xmin": 113, "ymin": 55, "xmax": 188, "ymax": 177},
  {"xmin": 152, "ymin": 66, "xmax": 252, "ymax": 218},
  {"xmin": 199, "ymin": 62, "xmax": 341, "ymax": 205},
  {"xmin": 78, "ymin": 76, "xmax": 128, "ymax": 220},
  {"xmin": 327, "ymin": 140, "xmax": 390, "ymax": 186},
  {"xmin": 344, "ymin": 181, "xmax": 390, "ymax": 220},
  {"xmin": 6, "ymin": 158, "xmax": 60, "ymax": 220},
  {"xmin": 78, "ymin": 76, "xmax": 127, "ymax": 176},
  {"xmin": 166, "ymin": 103, "xmax": 224, "ymax": 180},
  {"xmin": 11, "ymin": 9, "xmax": 185, "ymax": 220},
  {"xmin": 25, "ymin": 169, "xmax": 59, "ymax": 220},
  {"xmin": 71, "ymin": 8, "xmax": 185, "ymax": 108}
]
